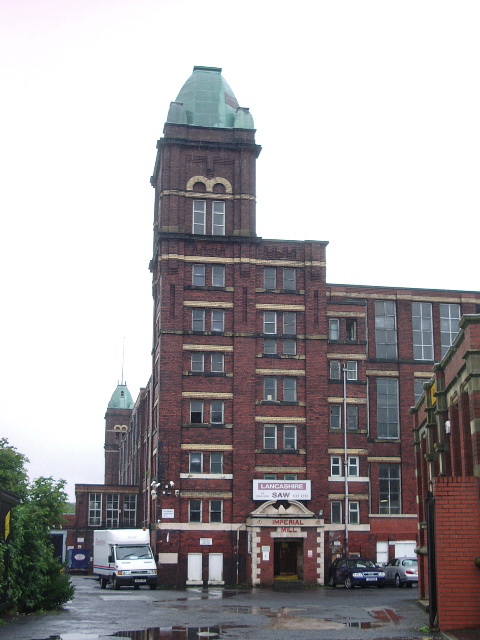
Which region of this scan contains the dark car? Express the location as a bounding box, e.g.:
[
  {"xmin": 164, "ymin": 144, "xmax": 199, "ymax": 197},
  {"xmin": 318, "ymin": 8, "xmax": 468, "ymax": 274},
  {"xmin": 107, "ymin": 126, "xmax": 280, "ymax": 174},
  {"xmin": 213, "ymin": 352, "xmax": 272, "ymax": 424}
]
[
  {"xmin": 383, "ymin": 557, "xmax": 418, "ymax": 587},
  {"xmin": 327, "ymin": 557, "xmax": 386, "ymax": 589}
]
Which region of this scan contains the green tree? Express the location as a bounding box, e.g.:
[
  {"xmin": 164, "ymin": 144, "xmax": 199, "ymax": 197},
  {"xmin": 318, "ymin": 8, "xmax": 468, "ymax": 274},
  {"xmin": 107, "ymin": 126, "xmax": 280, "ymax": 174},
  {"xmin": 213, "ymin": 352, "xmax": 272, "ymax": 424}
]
[
  {"xmin": 0, "ymin": 438, "xmax": 29, "ymax": 500},
  {"xmin": 0, "ymin": 440, "xmax": 74, "ymax": 613}
]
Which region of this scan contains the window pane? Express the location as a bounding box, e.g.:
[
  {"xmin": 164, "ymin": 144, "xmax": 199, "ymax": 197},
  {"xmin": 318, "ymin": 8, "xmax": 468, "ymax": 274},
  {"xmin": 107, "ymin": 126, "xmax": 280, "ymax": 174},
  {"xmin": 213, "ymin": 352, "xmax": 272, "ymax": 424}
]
[
  {"xmin": 283, "ymin": 312, "xmax": 296, "ymax": 335},
  {"xmin": 283, "ymin": 339, "xmax": 296, "ymax": 355},
  {"xmin": 106, "ymin": 494, "xmax": 119, "ymax": 528},
  {"xmin": 191, "ymin": 352, "xmax": 204, "ymax": 372},
  {"xmin": 331, "ymin": 501, "xmax": 342, "ymax": 524},
  {"xmin": 264, "ymin": 339, "xmax": 277, "ymax": 354},
  {"xmin": 348, "ymin": 456, "xmax": 359, "ymax": 476},
  {"xmin": 190, "ymin": 401, "xmax": 203, "ymax": 423},
  {"xmin": 329, "ymin": 318, "xmax": 339, "ymax": 341},
  {"xmin": 192, "ymin": 264, "xmax": 205, "ymax": 286},
  {"xmin": 283, "ymin": 425, "xmax": 297, "ymax": 449},
  {"xmin": 346, "ymin": 319, "xmax": 357, "ymax": 341},
  {"xmin": 379, "ymin": 464, "xmax": 401, "ymax": 514},
  {"xmin": 212, "ymin": 201, "xmax": 225, "ymax": 235},
  {"xmin": 412, "ymin": 302, "xmax": 433, "ymax": 360},
  {"xmin": 193, "ymin": 200, "xmax": 206, "ymax": 234},
  {"xmin": 346, "ymin": 361, "xmax": 357, "ymax": 380},
  {"xmin": 330, "ymin": 405, "xmax": 341, "ymax": 430},
  {"xmin": 264, "ymin": 267, "xmax": 276, "ymax": 289},
  {"xmin": 440, "ymin": 303, "xmax": 460, "ymax": 358},
  {"xmin": 210, "ymin": 452, "xmax": 223, "ymax": 474},
  {"xmin": 212, "ymin": 265, "xmax": 225, "ymax": 287},
  {"xmin": 349, "ymin": 501, "xmax": 359, "ymax": 524},
  {"xmin": 211, "ymin": 352, "xmax": 224, "ymax": 372},
  {"xmin": 263, "ymin": 311, "xmax": 277, "ymax": 334},
  {"xmin": 264, "ymin": 425, "xmax": 277, "ymax": 449},
  {"xmin": 264, "ymin": 377, "xmax": 277, "ymax": 401},
  {"xmin": 211, "ymin": 310, "xmax": 224, "ymax": 332},
  {"xmin": 88, "ymin": 493, "xmax": 102, "ymax": 527},
  {"xmin": 347, "ymin": 404, "xmax": 358, "ymax": 430},
  {"xmin": 377, "ymin": 378, "xmax": 399, "ymax": 438},
  {"xmin": 283, "ymin": 268, "xmax": 296, "ymax": 290},
  {"xmin": 210, "ymin": 499, "xmax": 223, "ymax": 523},
  {"xmin": 189, "ymin": 499, "xmax": 202, "ymax": 522},
  {"xmin": 375, "ymin": 301, "xmax": 398, "ymax": 359},
  {"xmin": 283, "ymin": 378, "xmax": 297, "ymax": 402},
  {"xmin": 210, "ymin": 401, "xmax": 224, "ymax": 424},
  {"xmin": 189, "ymin": 452, "xmax": 203, "ymax": 473},
  {"xmin": 413, "ymin": 378, "xmax": 425, "ymax": 404},
  {"xmin": 192, "ymin": 309, "xmax": 205, "ymax": 332},
  {"xmin": 329, "ymin": 360, "xmax": 341, "ymax": 379},
  {"xmin": 331, "ymin": 456, "xmax": 342, "ymax": 476}
]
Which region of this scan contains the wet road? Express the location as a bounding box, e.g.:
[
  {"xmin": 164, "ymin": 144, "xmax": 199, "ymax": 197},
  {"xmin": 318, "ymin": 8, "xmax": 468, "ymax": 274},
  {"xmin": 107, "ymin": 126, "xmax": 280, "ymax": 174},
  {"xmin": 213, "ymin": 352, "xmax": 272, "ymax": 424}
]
[{"xmin": 2, "ymin": 575, "xmax": 434, "ymax": 640}]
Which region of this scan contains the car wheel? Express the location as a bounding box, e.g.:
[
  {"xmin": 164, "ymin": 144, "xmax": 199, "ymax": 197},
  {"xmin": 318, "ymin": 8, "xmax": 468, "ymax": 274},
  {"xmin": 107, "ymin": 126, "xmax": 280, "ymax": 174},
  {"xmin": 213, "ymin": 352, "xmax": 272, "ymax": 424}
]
[
  {"xmin": 134, "ymin": 584, "xmax": 140, "ymax": 590},
  {"xmin": 328, "ymin": 575, "xmax": 336, "ymax": 588},
  {"xmin": 395, "ymin": 574, "xmax": 402, "ymax": 588},
  {"xmin": 345, "ymin": 576, "xmax": 353, "ymax": 589},
  {"xmin": 149, "ymin": 584, "xmax": 157, "ymax": 590}
]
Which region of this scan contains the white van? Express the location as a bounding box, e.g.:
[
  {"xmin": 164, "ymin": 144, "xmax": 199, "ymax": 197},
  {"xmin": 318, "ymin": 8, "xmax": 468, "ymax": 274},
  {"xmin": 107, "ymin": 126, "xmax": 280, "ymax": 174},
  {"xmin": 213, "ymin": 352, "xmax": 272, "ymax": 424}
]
[{"xmin": 93, "ymin": 529, "xmax": 157, "ymax": 589}]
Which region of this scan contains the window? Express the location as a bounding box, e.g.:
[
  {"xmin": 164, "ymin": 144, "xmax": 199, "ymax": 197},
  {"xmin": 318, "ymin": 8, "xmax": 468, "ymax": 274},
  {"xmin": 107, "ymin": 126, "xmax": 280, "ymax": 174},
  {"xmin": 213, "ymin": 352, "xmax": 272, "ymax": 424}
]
[
  {"xmin": 283, "ymin": 312, "xmax": 296, "ymax": 335},
  {"xmin": 193, "ymin": 200, "xmax": 206, "ymax": 234},
  {"xmin": 348, "ymin": 456, "xmax": 359, "ymax": 477},
  {"xmin": 346, "ymin": 361, "xmax": 357, "ymax": 380},
  {"xmin": 283, "ymin": 378, "xmax": 297, "ymax": 402},
  {"xmin": 192, "ymin": 264, "xmax": 205, "ymax": 286},
  {"xmin": 347, "ymin": 404, "xmax": 358, "ymax": 430},
  {"xmin": 88, "ymin": 493, "xmax": 102, "ymax": 527},
  {"xmin": 329, "ymin": 360, "xmax": 341, "ymax": 380},
  {"xmin": 264, "ymin": 339, "xmax": 277, "ymax": 354},
  {"xmin": 329, "ymin": 318, "xmax": 339, "ymax": 341},
  {"xmin": 349, "ymin": 501, "xmax": 360, "ymax": 524},
  {"xmin": 263, "ymin": 311, "xmax": 277, "ymax": 334},
  {"xmin": 189, "ymin": 499, "xmax": 202, "ymax": 522},
  {"xmin": 264, "ymin": 377, "xmax": 277, "ymax": 401},
  {"xmin": 414, "ymin": 378, "xmax": 425, "ymax": 404},
  {"xmin": 209, "ymin": 499, "xmax": 223, "ymax": 523},
  {"xmin": 106, "ymin": 494, "xmax": 119, "ymax": 528},
  {"xmin": 331, "ymin": 501, "xmax": 342, "ymax": 524},
  {"xmin": 211, "ymin": 310, "xmax": 225, "ymax": 333},
  {"xmin": 375, "ymin": 301, "xmax": 398, "ymax": 359},
  {"xmin": 189, "ymin": 452, "xmax": 203, "ymax": 473},
  {"xmin": 377, "ymin": 378, "xmax": 399, "ymax": 438},
  {"xmin": 212, "ymin": 265, "xmax": 225, "ymax": 287},
  {"xmin": 440, "ymin": 303, "xmax": 460, "ymax": 358},
  {"xmin": 330, "ymin": 405, "xmax": 341, "ymax": 430},
  {"xmin": 264, "ymin": 473, "xmax": 277, "ymax": 479},
  {"xmin": 283, "ymin": 425, "xmax": 297, "ymax": 450},
  {"xmin": 283, "ymin": 268, "xmax": 296, "ymax": 291},
  {"xmin": 379, "ymin": 464, "xmax": 401, "ymax": 514},
  {"xmin": 190, "ymin": 400, "xmax": 204, "ymax": 424},
  {"xmin": 331, "ymin": 456, "xmax": 342, "ymax": 476},
  {"xmin": 192, "ymin": 309, "xmax": 205, "ymax": 332},
  {"xmin": 346, "ymin": 319, "xmax": 357, "ymax": 341},
  {"xmin": 191, "ymin": 352, "xmax": 204, "ymax": 372},
  {"xmin": 283, "ymin": 339, "xmax": 296, "ymax": 355},
  {"xmin": 123, "ymin": 495, "xmax": 137, "ymax": 527},
  {"xmin": 211, "ymin": 352, "xmax": 224, "ymax": 373},
  {"xmin": 210, "ymin": 452, "xmax": 223, "ymax": 474},
  {"xmin": 264, "ymin": 267, "xmax": 276, "ymax": 289},
  {"xmin": 210, "ymin": 401, "xmax": 224, "ymax": 424},
  {"xmin": 284, "ymin": 474, "xmax": 297, "ymax": 480},
  {"xmin": 263, "ymin": 424, "xmax": 277, "ymax": 449},
  {"xmin": 212, "ymin": 201, "xmax": 225, "ymax": 235},
  {"xmin": 412, "ymin": 302, "xmax": 433, "ymax": 360}
]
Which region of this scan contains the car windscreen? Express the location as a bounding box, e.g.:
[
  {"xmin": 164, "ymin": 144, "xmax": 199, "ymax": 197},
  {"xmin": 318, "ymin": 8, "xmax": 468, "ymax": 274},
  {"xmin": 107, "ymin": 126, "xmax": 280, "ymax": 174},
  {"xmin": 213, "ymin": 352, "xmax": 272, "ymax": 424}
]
[
  {"xmin": 347, "ymin": 559, "xmax": 375, "ymax": 569},
  {"xmin": 401, "ymin": 559, "xmax": 417, "ymax": 566},
  {"xmin": 115, "ymin": 545, "xmax": 152, "ymax": 560}
]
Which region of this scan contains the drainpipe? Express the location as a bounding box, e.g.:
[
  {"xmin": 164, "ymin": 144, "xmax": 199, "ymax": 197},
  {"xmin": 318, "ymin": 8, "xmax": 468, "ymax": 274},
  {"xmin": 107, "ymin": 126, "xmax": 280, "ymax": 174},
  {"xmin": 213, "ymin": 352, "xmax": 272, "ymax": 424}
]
[{"xmin": 343, "ymin": 364, "xmax": 349, "ymax": 558}]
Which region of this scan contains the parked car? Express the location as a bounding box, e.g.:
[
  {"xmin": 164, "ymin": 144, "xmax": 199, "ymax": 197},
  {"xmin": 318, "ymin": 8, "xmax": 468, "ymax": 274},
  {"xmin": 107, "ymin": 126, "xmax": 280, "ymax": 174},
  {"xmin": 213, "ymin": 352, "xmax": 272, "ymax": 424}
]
[
  {"xmin": 383, "ymin": 557, "xmax": 418, "ymax": 587},
  {"xmin": 327, "ymin": 557, "xmax": 386, "ymax": 589}
]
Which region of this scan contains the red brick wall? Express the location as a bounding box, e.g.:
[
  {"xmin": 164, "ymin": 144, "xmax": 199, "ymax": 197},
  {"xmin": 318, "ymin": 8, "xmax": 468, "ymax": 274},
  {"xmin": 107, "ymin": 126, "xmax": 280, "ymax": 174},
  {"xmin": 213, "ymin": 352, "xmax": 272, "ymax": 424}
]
[{"xmin": 434, "ymin": 476, "xmax": 480, "ymax": 631}]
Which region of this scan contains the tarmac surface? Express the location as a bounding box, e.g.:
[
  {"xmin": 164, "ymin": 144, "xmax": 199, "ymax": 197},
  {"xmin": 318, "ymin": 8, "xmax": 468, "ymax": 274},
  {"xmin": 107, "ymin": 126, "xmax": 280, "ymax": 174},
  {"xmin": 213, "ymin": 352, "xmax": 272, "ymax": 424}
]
[{"xmin": 0, "ymin": 575, "xmax": 473, "ymax": 640}]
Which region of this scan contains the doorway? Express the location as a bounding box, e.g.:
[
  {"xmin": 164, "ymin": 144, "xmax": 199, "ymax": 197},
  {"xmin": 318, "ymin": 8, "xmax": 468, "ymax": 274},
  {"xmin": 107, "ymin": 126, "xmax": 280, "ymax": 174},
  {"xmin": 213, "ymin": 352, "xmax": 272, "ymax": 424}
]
[{"xmin": 274, "ymin": 539, "xmax": 303, "ymax": 579}]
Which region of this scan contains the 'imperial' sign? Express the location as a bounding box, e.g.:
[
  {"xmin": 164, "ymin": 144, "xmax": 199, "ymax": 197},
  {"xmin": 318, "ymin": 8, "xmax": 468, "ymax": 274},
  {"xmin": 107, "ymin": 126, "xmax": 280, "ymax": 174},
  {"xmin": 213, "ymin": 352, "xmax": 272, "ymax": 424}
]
[{"xmin": 253, "ymin": 479, "xmax": 311, "ymax": 500}]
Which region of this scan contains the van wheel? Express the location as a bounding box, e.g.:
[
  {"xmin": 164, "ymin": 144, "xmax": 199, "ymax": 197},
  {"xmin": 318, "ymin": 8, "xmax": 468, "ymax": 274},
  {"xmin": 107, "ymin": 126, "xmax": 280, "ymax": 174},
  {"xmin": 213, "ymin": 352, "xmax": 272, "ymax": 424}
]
[
  {"xmin": 100, "ymin": 578, "xmax": 108, "ymax": 589},
  {"xmin": 113, "ymin": 576, "xmax": 120, "ymax": 590}
]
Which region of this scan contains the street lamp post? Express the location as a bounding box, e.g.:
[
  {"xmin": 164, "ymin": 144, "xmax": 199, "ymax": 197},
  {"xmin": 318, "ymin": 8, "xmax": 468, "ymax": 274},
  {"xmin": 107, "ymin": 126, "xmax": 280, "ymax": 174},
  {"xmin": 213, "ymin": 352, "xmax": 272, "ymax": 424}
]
[{"xmin": 343, "ymin": 363, "xmax": 349, "ymax": 558}]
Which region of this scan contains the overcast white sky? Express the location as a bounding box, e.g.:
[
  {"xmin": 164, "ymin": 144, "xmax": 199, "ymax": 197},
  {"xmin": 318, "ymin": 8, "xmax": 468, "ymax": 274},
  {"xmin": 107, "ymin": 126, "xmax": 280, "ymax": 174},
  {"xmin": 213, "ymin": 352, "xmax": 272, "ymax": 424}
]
[{"xmin": 1, "ymin": 0, "xmax": 479, "ymax": 501}]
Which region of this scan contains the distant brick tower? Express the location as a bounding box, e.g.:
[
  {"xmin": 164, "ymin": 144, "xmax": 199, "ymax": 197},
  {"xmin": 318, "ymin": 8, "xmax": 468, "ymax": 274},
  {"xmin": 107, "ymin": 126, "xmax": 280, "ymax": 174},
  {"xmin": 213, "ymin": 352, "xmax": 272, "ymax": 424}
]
[{"xmin": 104, "ymin": 383, "xmax": 134, "ymax": 484}]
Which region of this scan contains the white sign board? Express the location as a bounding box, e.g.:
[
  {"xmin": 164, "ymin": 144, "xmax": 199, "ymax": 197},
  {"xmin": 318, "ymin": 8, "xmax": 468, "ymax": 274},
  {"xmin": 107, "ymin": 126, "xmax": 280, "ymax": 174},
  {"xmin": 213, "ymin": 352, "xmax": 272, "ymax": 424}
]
[
  {"xmin": 162, "ymin": 509, "xmax": 175, "ymax": 519},
  {"xmin": 253, "ymin": 479, "xmax": 311, "ymax": 500},
  {"xmin": 200, "ymin": 538, "xmax": 213, "ymax": 546}
]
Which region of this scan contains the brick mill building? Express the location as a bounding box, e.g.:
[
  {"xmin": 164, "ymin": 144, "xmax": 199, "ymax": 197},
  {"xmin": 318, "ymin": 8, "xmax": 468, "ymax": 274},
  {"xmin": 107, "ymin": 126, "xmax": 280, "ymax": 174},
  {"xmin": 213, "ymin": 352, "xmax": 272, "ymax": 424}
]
[{"xmin": 73, "ymin": 67, "xmax": 480, "ymax": 588}]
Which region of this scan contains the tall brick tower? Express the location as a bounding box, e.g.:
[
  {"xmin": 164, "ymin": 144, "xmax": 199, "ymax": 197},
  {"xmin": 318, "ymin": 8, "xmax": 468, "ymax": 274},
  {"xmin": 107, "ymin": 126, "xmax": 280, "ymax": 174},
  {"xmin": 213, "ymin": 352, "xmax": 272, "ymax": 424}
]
[{"xmin": 104, "ymin": 383, "xmax": 134, "ymax": 484}]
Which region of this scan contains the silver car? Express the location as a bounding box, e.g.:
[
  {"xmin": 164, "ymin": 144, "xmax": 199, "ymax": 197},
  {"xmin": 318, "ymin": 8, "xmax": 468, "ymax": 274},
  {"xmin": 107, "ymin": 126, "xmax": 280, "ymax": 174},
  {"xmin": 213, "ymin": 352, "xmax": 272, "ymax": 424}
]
[{"xmin": 383, "ymin": 557, "xmax": 418, "ymax": 587}]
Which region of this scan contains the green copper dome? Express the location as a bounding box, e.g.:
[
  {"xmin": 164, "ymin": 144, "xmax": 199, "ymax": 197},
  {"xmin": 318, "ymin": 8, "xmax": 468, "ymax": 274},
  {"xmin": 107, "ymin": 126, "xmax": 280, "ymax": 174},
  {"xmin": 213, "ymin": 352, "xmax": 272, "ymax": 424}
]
[
  {"xmin": 166, "ymin": 66, "xmax": 254, "ymax": 129},
  {"xmin": 108, "ymin": 384, "xmax": 134, "ymax": 410}
]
